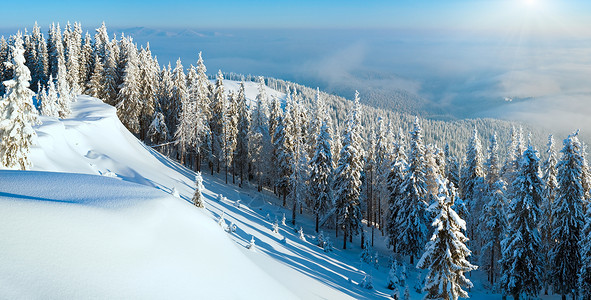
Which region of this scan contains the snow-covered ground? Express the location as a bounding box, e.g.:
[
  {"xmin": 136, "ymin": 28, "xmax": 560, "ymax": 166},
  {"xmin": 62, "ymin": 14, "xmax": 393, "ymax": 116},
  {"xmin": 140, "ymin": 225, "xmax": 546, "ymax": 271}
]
[{"xmin": 0, "ymin": 91, "xmax": 559, "ymax": 299}]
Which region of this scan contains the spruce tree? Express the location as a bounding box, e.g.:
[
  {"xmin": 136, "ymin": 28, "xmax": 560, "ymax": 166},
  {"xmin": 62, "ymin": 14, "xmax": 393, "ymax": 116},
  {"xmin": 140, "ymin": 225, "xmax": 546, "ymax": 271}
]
[
  {"xmin": 223, "ymin": 91, "xmax": 238, "ymax": 184},
  {"xmin": 541, "ymin": 134, "xmax": 558, "ymax": 295},
  {"xmin": 137, "ymin": 45, "xmax": 158, "ymax": 141},
  {"xmin": 192, "ymin": 171, "xmax": 205, "ymax": 208},
  {"xmin": 500, "ymin": 146, "xmax": 543, "ymax": 300},
  {"xmin": 333, "ymin": 91, "xmax": 364, "ymax": 249},
  {"xmin": 274, "ymin": 89, "xmax": 296, "ymax": 206},
  {"xmin": 550, "ymin": 132, "xmax": 586, "ymax": 299},
  {"xmin": 309, "ymin": 91, "xmax": 334, "ymax": 232},
  {"xmin": 234, "ymin": 82, "xmax": 250, "ymax": 187},
  {"xmin": 417, "ymin": 177, "xmax": 477, "ymax": 300},
  {"xmin": 115, "ymin": 40, "xmax": 141, "ymax": 134},
  {"xmin": 460, "ymin": 128, "xmax": 485, "ymax": 243},
  {"xmin": 193, "ymin": 52, "xmax": 211, "ymax": 170},
  {"xmin": 479, "ymin": 133, "xmax": 508, "ymax": 286},
  {"xmin": 579, "ymin": 204, "xmax": 591, "ymax": 298},
  {"xmin": 210, "ymin": 70, "xmax": 225, "ymax": 173},
  {"xmin": 0, "ymin": 33, "xmax": 39, "ymax": 170},
  {"xmin": 386, "ymin": 127, "xmax": 408, "ymax": 252},
  {"xmin": 40, "ymin": 74, "xmax": 58, "ymax": 117},
  {"xmin": 248, "ymin": 77, "xmax": 270, "ymax": 191},
  {"xmin": 394, "ymin": 117, "xmax": 429, "ymax": 263},
  {"xmin": 87, "ymin": 54, "xmax": 106, "ymax": 100}
]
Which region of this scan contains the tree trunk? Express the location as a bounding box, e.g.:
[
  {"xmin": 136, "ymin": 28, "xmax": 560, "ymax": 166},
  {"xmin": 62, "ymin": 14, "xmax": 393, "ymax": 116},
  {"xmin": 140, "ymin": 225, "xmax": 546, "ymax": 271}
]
[
  {"xmin": 410, "ymin": 255, "xmax": 414, "ymax": 265},
  {"xmin": 490, "ymin": 247, "xmax": 495, "ymax": 284},
  {"xmin": 361, "ymin": 232, "xmax": 365, "ymax": 249},
  {"xmin": 315, "ymin": 214, "xmax": 319, "ymax": 233},
  {"xmin": 343, "ymin": 230, "xmax": 347, "ymax": 249},
  {"xmin": 292, "ymin": 200, "xmax": 297, "ymax": 226},
  {"xmin": 282, "ymin": 192, "xmax": 286, "ymax": 207}
]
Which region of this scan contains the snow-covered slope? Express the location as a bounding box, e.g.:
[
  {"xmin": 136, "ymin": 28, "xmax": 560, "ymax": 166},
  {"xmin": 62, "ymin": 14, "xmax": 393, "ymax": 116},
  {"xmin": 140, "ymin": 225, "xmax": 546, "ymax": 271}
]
[
  {"xmin": 1, "ymin": 96, "xmax": 296, "ymax": 299},
  {"xmin": 0, "ymin": 93, "xmax": 522, "ymax": 299},
  {"xmin": 0, "ymin": 171, "xmax": 292, "ymax": 299}
]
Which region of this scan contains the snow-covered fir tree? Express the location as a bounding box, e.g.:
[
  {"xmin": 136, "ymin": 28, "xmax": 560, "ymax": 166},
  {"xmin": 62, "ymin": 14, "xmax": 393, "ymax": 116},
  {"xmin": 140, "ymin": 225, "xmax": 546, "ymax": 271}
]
[
  {"xmin": 273, "ymin": 89, "xmax": 296, "ymax": 206},
  {"xmin": 192, "ymin": 171, "xmax": 205, "ymax": 208},
  {"xmin": 137, "ymin": 45, "xmax": 158, "ymax": 141},
  {"xmin": 222, "ymin": 91, "xmax": 238, "ymax": 184},
  {"xmin": 309, "ymin": 95, "xmax": 334, "ymax": 232},
  {"xmin": 234, "ymin": 82, "xmax": 250, "ymax": 187},
  {"xmin": 393, "ymin": 117, "xmax": 429, "ymax": 264},
  {"xmin": 333, "ymin": 91, "xmax": 364, "ymax": 249},
  {"xmin": 444, "ymin": 144, "xmax": 460, "ymax": 189},
  {"xmin": 87, "ymin": 53, "xmax": 106, "ymax": 100},
  {"xmin": 550, "ymin": 132, "xmax": 586, "ymax": 299},
  {"xmin": 0, "ymin": 33, "xmax": 39, "ymax": 170},
  {"xmin": 579, "ymin": 204, "xmax": 591, "ymax": 298},
  {"xmin": 147, "ymin": 111, "xmax": 168, "ymax": 146},
  {"xmin": 479, "ymin": 133, "xmax": 508, "ymax": 286},
  {"xmin": 170, "ymin": 59, "xmax": 189, "ymax": 161},
  {"xmin": 500, "ymin": 146, "xmax": 543, "ymax": 300},
  {"xmin": 55, "ymin": 46, "xmax": 72, "ymax": 118},
  {"xmin": 541, "ymin": 134, "xmax": 558, "ymax": 295},
  {"xmin": 248, "ymin": 77, "xmax": 270, "ymax": 191},
  {"xmin": 39, "ymin": 74, "xmax": 59, "ymax": 117},
  {"xmin": 115, "ymin": 38, "xmax": 141, "ymax": 135},
  {"xmin": 460, "ymin": 128, "xmax": 485, "ymax": 243},
  {"xmin": 209, "ymin": 70, "xmax": 225, "ymax": 173},
  {"xmin": 417, "ymin": 177, "xmax": 477, "ymax": 300},
  {"xmin": 184, "ymin": 52, "xmax": 210, "ymax": 171},
  {"xmin": 370, "ymin": 118, "xmax": 392, "ymax": 234},
  {"xmin": 386, "ymin": 127, "xmax": 408, "ymax": 253}
]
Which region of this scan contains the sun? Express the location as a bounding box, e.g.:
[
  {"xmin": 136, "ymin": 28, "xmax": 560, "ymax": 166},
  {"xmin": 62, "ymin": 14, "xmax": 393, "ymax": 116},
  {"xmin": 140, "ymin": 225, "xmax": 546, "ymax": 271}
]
[{"xmin": 524, "ymin": 0, "xmax": 536, "ymax": 6}]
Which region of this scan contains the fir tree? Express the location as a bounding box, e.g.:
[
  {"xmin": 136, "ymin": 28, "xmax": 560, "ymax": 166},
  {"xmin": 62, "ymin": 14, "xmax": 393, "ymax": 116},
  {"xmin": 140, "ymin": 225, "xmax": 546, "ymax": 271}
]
[
  {"xmin": 386, "ymin": 127, "xmax": 408, "ymax": 252},
  {"xmin": 222, "ymin": 91, "xmax": 238, "ymax": 184},
  {"xmin": 479, "ymin": 133, "xmax": 508, "ymax": 286},
  {"xmin": 460, "ymin": 128, "xmax": 485, "ymax": 243},
  {"xmin": 541, "ymin": 134, "xmax": 558, "ymax": 295},
  {"xmin": 309, "ymin": 92, "xmax": 334, "ymax": 232},
  {"xmin": 248, "ymin": 77, "xmax": 270, "ymax": 191},
  {"xmin": 55, "ymin": 53, "xmax": 72, "ymax": 118},
  {"xmin": 170, "ymin": 58, "xmax": 188, "ymax": 159},
  {"xmin": 115, "ymin": 40, "xmax": 141, "ymax": 134},
  {"xmin": 273, "ymin": 90, "xmax": 295, "ymax": 206},
  {"xmin": 394, "ymin": 117, "xmax": 429, "ymax": 263},
  {"xmin": 333, "ymin": 91, "xmax": 364, "ymax": 249},
  {"xmin": 147, "ymin": 111, "xmax": 168, "ymax": 146},
  {"xmin": 137, "ymin": 45, "xmax": 158, "ymax": 141},
  {"xmin": 87, "ymin": 54, "xmax": 106, "ymax": 100},
  {"xmin": 192, "ymin": 171, "xmax": 205, "ymax": 208},
  {"xmin": 417, "ymin": 177, "xmax": 477, "ymax": 300},
  {"xmin": 210, "ymin": 70, "xmax": 226, "ymax": 173},
  {"xmin": 579, "ymin": 204, "xmax": 591, "ymax": 298},
  {"xmin": 39, "ymin": 74, "xmax": 58, "ymax": 117},
  {"xmin": 0, "ymin": 33, "xmax": 39, "ymax": 170},
  {"xmin": 550, "ymin": 132, "xmax": 586, "ymax": 299},
  {"xmin": 500, "ymin": 146, "xmax": 543, "ymax": 300},
  {"xmin": 234, "ymin": 82, "xmax": 250, "ymax": 187}
]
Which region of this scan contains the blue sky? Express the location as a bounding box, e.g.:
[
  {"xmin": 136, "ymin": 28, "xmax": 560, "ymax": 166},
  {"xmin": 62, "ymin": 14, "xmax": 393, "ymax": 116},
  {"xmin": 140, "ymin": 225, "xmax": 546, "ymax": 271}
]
[
  {"xmin": 1, "ymin": 0, "xmax": 591, "ymax": 137},
  {"xmin": 1, "ymin": 0, "xmax": 590, "ymax": 33}
]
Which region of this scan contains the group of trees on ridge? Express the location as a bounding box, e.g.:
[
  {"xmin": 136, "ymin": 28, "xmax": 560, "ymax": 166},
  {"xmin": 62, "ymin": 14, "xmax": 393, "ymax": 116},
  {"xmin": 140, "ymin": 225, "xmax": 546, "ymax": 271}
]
[{"xmin": 0, "ymin": 22, "xmax": 590, "ymax": 300}]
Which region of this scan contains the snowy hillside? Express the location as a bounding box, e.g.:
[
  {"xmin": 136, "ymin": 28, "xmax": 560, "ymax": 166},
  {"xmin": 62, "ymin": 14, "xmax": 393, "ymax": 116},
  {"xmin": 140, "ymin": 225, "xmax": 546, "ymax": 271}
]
[
  {"xmin": 0, "ymin": 91, "xmax": 564, "ymax": 300},
  {"xmin": 0, "ymin": 95, "xmax": 370, "ymax": 299},
  {"xmin": 1, "ymin": 96, "xmax": 295, "ymax": 299}
]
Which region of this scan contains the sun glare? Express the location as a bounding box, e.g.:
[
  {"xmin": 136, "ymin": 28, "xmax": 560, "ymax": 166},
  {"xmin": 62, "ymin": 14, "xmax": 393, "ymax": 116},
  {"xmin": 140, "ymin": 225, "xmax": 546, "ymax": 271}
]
[{"xmin": 524, "ymin": 0, "xmax": 536, "ymax": 5}]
